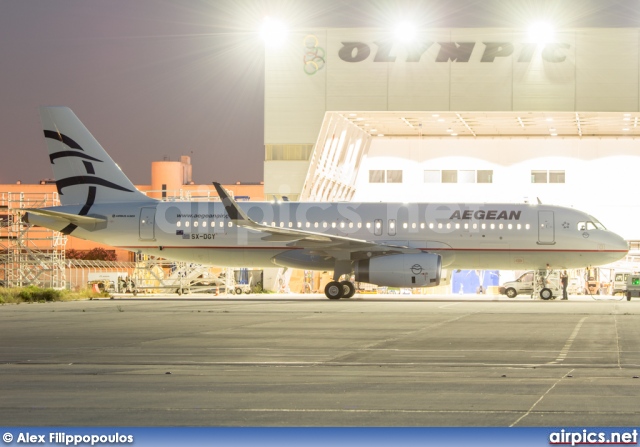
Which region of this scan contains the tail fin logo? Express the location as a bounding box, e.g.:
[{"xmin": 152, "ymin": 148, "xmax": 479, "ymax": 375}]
[
  {"xmin": 55, "ymin": 176, "xmax": 134, "ymax": 195},
  {"xmin": 44, "ymin": 130, "xmax": 133, "ymax": 196}
]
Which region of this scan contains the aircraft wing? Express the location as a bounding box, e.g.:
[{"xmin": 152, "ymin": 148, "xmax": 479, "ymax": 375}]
[{"xmin": 213, "ymin": 183, "xmax": 421, "ymax": 258}]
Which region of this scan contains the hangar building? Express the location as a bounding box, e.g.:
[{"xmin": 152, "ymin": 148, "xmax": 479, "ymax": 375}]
[{"xmin": 264, "ymin": 27, "xmax": 640, "ymax": 245}]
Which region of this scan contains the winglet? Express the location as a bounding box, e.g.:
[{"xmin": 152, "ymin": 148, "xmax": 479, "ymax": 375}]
[{"xmin": 213, "ymin": 182, "xmax": 249, "ymax": 222}]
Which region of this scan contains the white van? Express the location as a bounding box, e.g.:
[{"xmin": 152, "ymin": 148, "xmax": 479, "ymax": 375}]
[
  {"xmin": 613, "ymin": 271, "xmax": 630, "ymax": 296},
  {"xmin": 499, "ymin": 271, "xmax": 563, "ymax": 299},
  {"xmin": 499, "ymin": 271, "xmax": 534, "ymax": 298}
]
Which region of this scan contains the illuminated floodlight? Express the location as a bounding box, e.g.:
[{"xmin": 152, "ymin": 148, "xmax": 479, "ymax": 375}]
[
  {"xmin": 393, "ymin": 21, "xmax": 418, "ymax": 44},
  {"xmin": 260, "ymin": 17, "xmax": 288, "ymax": 48},
  {"xmin": 527, "ymin": 21, "xmax": 555, "ymax": 44}
]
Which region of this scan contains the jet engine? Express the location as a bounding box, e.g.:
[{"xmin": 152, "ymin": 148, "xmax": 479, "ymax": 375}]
[{"xmin": 354, "ymin": 253, "xmax": 442, "ymax": 288}]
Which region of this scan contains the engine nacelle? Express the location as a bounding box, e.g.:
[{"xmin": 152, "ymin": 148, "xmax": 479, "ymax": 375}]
[{"xmin": 354, "ymin": 253, "xmax": 442, "ymax": 288}]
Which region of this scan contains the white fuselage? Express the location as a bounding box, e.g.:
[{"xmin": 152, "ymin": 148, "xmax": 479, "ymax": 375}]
[{"xmin": 33, "ymin": 201, "xmax": 629, "ymax": 271}]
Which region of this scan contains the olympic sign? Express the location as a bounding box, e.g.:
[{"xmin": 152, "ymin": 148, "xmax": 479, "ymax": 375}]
[{"xmin": 303, "ymin": 35, "xmax": 325, "ymax": 75}]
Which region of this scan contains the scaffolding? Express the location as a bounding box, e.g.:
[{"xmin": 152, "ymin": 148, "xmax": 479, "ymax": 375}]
[{"xmin": 0, "ymin": 192, "xmax": 66, "ymax": 289}]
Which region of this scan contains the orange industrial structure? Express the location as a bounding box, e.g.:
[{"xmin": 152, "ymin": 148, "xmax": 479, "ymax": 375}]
[{"xmin": 2, "ymin": 156, "xmax": 264, "ymax": 261}]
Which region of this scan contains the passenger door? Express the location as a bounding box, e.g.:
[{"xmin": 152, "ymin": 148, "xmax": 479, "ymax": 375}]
[
  {"xmin": 139, "ymin": 207, "xmax": 155, "ymax": 240},
  {"xmin": 538, "ymin": 211, "xmax": 555, "ymax": 244}
]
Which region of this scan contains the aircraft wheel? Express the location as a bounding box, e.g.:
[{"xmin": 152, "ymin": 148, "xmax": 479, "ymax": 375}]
[
  {"xmin": 540, "ymin": 288, "xmax": 553, "ymax": 300},
  {"xmin": 325, "ymin": 281, "xmax": 343, "ymax": 300},
  {"xmin": 341, "ymin": 281, "xmax": 356, "ymax": 299},
  {"xmin": 505, "ymin": 288, "xmax": 517, "ymax": 298},
  {"xmin": 235, "ymin": 287, "xmax": 243, "ymax": 295}
]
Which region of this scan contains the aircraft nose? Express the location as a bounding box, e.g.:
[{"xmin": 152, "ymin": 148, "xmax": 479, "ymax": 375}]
[
  {"xmin": 610, "ymin": 232, "xmax": 629, "ymax": 255},
  {"xmin": 618, "ymin": 235, "xmax": 629, "ymax": 252}
]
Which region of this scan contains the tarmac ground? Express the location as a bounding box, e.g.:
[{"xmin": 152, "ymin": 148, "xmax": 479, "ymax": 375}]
[{"xmin": 1, "ymin": 293, "xmax": 639, "ymax": 427}]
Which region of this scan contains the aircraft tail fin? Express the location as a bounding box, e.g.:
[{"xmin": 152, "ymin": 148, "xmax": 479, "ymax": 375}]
[{"xmin": 39, "ymin": 107, "xmax": 152, "ymax": 206}]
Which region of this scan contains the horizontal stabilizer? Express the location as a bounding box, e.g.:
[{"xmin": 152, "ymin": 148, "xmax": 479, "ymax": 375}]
[{"xmin": 24, "ymin": 208, "xmax": 106, "ymax": 229}]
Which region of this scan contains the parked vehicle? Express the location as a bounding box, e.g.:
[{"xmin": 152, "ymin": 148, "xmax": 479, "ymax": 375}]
[
  {"xmin": 499, "ymin": 270, "xmax": 562, "ymax": 299},
  {"xmin": 625, "ymin": 274, "xmax": 640, "ymax": 301},
  {"xmin": 613, "ymin": 271, "xmax": 630, "ymax": 296},
  {"xmin": 499, "ymin": 271, "xmax": 534, "ymax": 298}
]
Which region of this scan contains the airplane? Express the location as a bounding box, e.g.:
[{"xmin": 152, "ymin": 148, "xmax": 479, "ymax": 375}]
[{"xmin": 25, "ymin": 107, "xmax": 629, "ymax": 299}]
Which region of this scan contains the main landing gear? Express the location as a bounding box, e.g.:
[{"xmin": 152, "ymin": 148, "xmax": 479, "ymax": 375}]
[
  {"xmin": 324, "ymin": 280, "xmax": 356, "ymax": 300},
  {"xmin": 324, "ymin": 259, "xmax": 356, "ymax": 300}
]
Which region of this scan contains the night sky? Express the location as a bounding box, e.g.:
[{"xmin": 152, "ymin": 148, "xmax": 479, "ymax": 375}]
[{"xmin": 1, "ymin": 0, "xmax": 637, "ymax": 185}]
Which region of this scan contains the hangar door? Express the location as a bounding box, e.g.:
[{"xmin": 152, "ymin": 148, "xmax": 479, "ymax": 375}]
[{"xmin": 538, "ymin": 211, "xmax": 555, "ymax": 245}]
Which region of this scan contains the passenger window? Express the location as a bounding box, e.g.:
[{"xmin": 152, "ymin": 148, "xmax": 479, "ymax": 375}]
[{"xmin": 374, "ymin": 219, "xmax": 382, "ymax": 236}]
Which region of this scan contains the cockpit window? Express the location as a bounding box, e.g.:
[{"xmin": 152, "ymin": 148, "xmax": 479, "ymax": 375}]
[
  {"xmin": 588, "ymin": 216, "xmax": 606, "ymax": 230},
  {"xmin": 577, "ymin": 220, "xmax": 605, "ymax": 231}
]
